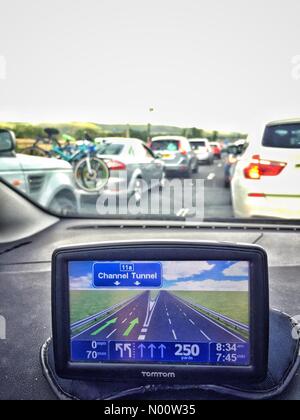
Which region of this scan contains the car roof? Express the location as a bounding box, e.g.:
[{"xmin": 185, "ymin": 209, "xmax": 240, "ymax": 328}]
[
  {"xmin": 99, "ymin": 137, "xmax": 144, "ymax": 145},
  {"xmin": 267, "ymin": 118, "xmax": 300, "ymax": 127},
  {"xmin": 189, "ymin": 138, "xmax": 209, "ymax": 142},
  {"xmin": 151, "ymin": 136, "xmax": 188, "ymax": 141}
]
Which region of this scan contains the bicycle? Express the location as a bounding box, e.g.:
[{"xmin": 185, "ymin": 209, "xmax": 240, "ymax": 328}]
[
  {"xmin": 22, "ymin": 129, "xmax": 110, "ymax": 193},
  {"xmin": 22, "ymin": 128, "xmax": 61, "ymax": 158},
  {"xmin": 72, "ymin": 138, "xmax": 110, "ymax": 193}
]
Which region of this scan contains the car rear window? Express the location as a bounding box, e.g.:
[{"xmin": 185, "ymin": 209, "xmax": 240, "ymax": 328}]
[
  {"xmin": 97, "ymin": 143, "xmax": 124, "ymax": 155},
  {"xmin": 191, "ymin": 141, "xmax": 206, "ymax": 149},
  {"xmin": 263, "ymin": 124, "xmax": 300, "ymax": 149},
  {"xmin": 151, "ymin": 140, "xmax": 180, "ymax": 152}
]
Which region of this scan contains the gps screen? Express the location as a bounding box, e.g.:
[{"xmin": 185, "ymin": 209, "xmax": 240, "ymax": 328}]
[{"xmin": 69, "ymin": 261, "xmax": 250, "ymax": 366}]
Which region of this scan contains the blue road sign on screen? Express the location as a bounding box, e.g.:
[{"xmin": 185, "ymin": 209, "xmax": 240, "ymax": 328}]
[{"xmin": 93, "ymin": 262, "xmax": 162, "ymax": 288}]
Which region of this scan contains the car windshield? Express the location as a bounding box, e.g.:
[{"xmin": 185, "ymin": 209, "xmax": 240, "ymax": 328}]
[
  {"xmin": 97, "ymin": 143, "xmax": 124, "ymax": 155},
  {"xmin": 263, "ymin": 124, "xmax": 300, "ymax": 149},
  {"xmin": 191, "ymin": 142, "xmax": 206, "ymax": 149},
  {"xmin": 1, "ymin": 1, "xmax": 300, "ymax": 224},
  {"xmin": 151, "ymin": 141, "xmax": 180, "ymax": 152}
]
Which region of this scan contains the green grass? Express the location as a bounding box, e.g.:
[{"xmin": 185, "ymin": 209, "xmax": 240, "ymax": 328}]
[
  {"xmin": 172, "ymin": 291, "xmax": 249, "ymax": 325},
  {"xmin": 70, "ymin": 290, "xmax": 141, "ymax": 324}
]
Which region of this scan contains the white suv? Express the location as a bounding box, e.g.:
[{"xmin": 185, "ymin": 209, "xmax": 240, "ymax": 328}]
[
  {"xmin": 232, "ymin": 119, "xmax": 300, "ymax": 219},
  {"xmin": 0, "ymin": 129, "xmax": 79, "ymax": 215}
]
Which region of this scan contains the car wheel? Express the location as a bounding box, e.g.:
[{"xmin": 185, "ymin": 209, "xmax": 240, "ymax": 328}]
[
  {"xmin": 185, "ymin": 166, "xmax": 193, "ymax": 178},
  {"xmin": 224, "ymin": 178, "xmax": 231, "ymax": 188},
  {"xmin": 50, "ymin": 193, "xmax": 77, "ymax": 216}
]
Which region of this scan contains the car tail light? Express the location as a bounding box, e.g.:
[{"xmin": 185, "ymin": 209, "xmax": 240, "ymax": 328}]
[
  {"xmin": 179, "ymin": 142, "xmax": 188, "ymax": 156},
  {"xmin": 248, "ymin": 193, "xmax": 266, "ymax": 198},
  {"xmin": 244, "ymin": 155, "xmax": 287, "ymax": 180},
  {"xmin": 106, "ymin": 160, "xmax": 127, "ymax": 171}
]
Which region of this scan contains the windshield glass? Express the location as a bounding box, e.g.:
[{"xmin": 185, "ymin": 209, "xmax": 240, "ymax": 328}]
[
  {"xmin": 191, "ymin": 142, "xmax": 207, "ymax": 149},
  {"xmin": 263, "ymin": 124, "xmax": 300, "ymax": 149},
  {"xmin": 151, "ymin": 141, "xmax": 180, "ymax": 152},
  {"xmin": 1, "ymin": 1, "xmax": 300, "ymax": 224},
  {"xmin": 97, "ymin": 143, "xmax": 124, "ymax": 155}
]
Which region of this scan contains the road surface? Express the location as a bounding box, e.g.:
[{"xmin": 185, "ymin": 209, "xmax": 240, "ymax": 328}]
[
  {"xmin": 80, "ymin": 159, "xmax": 234, "ymax": 220},
  {"xmin": 73, "ymin": 290, "xmax": 245, "ymax": 344}
]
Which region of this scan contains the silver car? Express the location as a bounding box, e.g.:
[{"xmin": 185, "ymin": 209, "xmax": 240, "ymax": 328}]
[
  {"xmin": 96, "ymin": 138, "xmax": 165, "ymax": 202},
  {"xmin": 189, "ymin": 138, "xmax": 214, "ymax": 165},
  {"xmin": 150, "ymin": 136, "xmax": 198, "ymax": 177},
  {"xmin": 0, "ymin": 129, "xmax": 79, "ymax": 214}
]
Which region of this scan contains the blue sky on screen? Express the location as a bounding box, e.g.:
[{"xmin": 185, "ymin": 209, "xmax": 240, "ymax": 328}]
[{"xmin": 69, "ymin": 261, "xmax": 249, "ymax": 292}]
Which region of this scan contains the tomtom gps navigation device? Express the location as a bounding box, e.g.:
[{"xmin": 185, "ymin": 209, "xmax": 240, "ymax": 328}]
[{"xmin": 52, "ymin": 241, "xmax": 269, "ymax": 384}]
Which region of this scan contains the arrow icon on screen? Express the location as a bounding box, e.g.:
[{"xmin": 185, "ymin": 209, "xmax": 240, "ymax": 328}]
[
  {"xmin": 134, "ymin": 281, "xmax": 141, "ymax": 286},
  {"xmin": 123, "ymin": 318, "xmax": 139, "ymax": 337},
  {"xmin": 114, "ymin": 281, "xmax": 121, "ymax": 286},
  {"xmin": 158, "ymin": 344, "xmax": 167, "ymax": 358},
  {"xmin": 91, "ymin": 318, "xmax": 118, "ymax": 336},
  {"xmin": 148, "ymin": 344, "xmax": 156, "ymax": 359},
  {"xmin": 138, "ymin": 344, "xmax": 146, "ymax": 358}
]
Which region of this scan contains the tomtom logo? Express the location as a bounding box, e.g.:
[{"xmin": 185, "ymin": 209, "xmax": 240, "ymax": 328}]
[{"xmin": 141, "ymin": 371, "xmax": 176, "ymax": 379}]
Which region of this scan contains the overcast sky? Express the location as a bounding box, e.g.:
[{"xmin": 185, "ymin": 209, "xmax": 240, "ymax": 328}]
[{"xmin": 0, "ymin": 0, "xmax": 300, "ymax": 132}]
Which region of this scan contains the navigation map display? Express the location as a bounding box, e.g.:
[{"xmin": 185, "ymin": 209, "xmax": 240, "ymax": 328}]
[{"xmin": 69, "ymin": 260, "xmax": 250, "ymax": 366}]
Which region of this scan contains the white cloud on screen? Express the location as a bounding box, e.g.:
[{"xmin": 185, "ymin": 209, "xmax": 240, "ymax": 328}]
[
  {"xmin": 223, "ymin": 262, "xmax": 249, "ymax": 277},
  {"xmin": 70, "ymin": 274, "xmax": 92, "ymax": 290},
  {"xmin": 162, "ymin": 261, "xmax": 215, "ymax": 281},
  {"xmin": 169, "ymin": 279, "xmax": 248, "ymax": 292}
]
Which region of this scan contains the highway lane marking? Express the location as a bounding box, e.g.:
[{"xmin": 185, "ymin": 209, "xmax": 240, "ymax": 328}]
[
  {"xmin": 201, "ymin": 330, "xmax": 212, "ymax": 341},
  {"xmin": 172, "ymin": 329, "xmax": 178, "ymax": 340},
  {"xmin": 168, "ymin": 318, "xmax": 172, "ymax": 325},
  {"xmin": 207, "ymin": 173, "xmax": 216, "ymax": 181},
  {"xmin": 141, "ymin": 328, "xmax": 148, "ymax": 333},
  {"xmin": 171, "ymin": 293, "xmax": 246, "ymax": 343},
  {"xmin": 189, "ymin": 319, "xmax": 195, "ymax": 325},
  {"xmin": 122, "ymin": 318, "xmax": 128, "ymax": 324},
  {"xmin": 138, "ymin": 335, "xmax": 146, "ymax": 341},
  {"xmin": 183, "ymin": 312, "xmax": 187, "ymax": 317},
  {"xmin": 176, "ymin": 208, "xmax": 190, "ymax": 217},
  {"xmin": 106, "ymin": 329, "xmax": 117, "ymax": 339},
  {"xmin": 184, "ymin": 304, "xmax": 246, "ymax": 343},
  {"xmin": 71, "ymin": 294, "xmax": 146, "ymax": 340},
  {"xmin": 144, "ymin": 293, "xmax": 161, "ymax": 328},
  {"xmin": 129, "ymin": 312, "xmax": 133, "ymax": 316}
]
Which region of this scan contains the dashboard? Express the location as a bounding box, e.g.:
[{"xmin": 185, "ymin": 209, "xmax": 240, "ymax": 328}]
[{"xmin": 0, "ymin": 220, "xmax": 299, "ymax": 399}]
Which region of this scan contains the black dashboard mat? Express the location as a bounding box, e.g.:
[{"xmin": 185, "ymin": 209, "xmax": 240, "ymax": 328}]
[{"xmin": 41, "ymin": 310, "xmax": 300, "ymax": 400}]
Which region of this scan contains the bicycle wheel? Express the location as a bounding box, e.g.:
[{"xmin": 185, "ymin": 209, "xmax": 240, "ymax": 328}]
[
  {"xmin": 74, "ymin": 157, "xmax": 110, "ymax": 192},
  {"xmin": 21, "ymin": 146, "xmax": 49, "ymax": 157}
]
